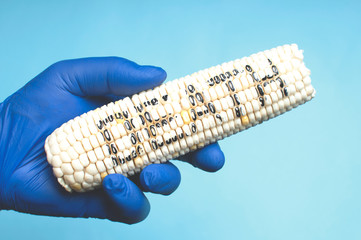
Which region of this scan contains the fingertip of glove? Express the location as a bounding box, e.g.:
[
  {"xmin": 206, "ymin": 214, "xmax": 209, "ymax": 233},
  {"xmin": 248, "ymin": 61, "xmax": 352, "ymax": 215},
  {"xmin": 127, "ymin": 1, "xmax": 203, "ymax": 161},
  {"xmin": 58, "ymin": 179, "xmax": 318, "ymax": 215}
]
[
  {"xmin": 102, "ymin": 174, "xmax": 151, "ymax": 224},
  {"xmin": 140, "ymin": 165, "xmax": 163, "ymax": 192},
  {"xmin": 103, "ymin": 174, "xmax": 126, "ymax": 191},
  {"xmin": 140, "ymin": 65, "xmax": 167, "ymax": 84},
  {"xmin": 140, "ymin": 163, "xmax": 181, "ymax": 195},
  {"xmin": 194, "ymin": 144, "xmax": 225, "ymax": 172},
  {"xmin": 204, "ymin": 150, "xmax": 225, "ymax": 172}
]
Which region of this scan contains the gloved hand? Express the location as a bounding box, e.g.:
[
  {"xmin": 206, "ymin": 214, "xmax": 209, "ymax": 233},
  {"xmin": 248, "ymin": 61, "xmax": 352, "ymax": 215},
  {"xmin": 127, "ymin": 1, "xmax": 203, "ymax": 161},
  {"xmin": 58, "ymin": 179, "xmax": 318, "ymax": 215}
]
[{"xmin": 0, "ymin": 57, "xmax": 225, "ymax": 224}]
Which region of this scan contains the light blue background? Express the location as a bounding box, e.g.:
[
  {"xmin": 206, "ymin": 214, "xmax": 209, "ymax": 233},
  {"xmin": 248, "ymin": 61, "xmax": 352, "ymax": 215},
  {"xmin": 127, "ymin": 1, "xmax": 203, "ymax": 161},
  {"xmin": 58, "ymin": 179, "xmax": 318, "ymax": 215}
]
[{"xmin": 0, "ymin": 0, "xmax": 360, "ymax": 239}]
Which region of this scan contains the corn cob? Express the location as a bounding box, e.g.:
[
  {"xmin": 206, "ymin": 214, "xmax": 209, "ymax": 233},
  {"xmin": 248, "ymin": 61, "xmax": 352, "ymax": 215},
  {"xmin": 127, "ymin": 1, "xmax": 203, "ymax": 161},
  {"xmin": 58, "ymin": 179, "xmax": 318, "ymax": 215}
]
[{"xmin": 44, "ymin": 44, "xmax": 316, "ymax": 192}]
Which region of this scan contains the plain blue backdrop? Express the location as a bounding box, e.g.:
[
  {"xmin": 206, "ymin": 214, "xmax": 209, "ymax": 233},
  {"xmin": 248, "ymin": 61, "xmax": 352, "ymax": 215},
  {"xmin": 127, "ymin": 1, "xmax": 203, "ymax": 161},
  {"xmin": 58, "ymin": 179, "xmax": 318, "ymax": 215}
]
[{"xmin": 0, "ymin": 0, "xmax": 360, "ymax": 239}]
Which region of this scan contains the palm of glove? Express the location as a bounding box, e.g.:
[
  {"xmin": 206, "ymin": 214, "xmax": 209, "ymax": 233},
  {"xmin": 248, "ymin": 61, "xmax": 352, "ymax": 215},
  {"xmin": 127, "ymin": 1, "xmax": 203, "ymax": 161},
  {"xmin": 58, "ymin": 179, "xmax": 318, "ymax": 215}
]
[{"xmin": 0, "ymin": 57, "xmax": 225, "ymax": 223}]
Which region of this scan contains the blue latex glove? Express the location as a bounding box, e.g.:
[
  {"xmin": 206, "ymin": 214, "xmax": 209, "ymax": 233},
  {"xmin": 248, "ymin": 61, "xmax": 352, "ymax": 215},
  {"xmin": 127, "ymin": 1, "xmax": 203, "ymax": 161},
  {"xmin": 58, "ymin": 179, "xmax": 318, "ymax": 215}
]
[{"xmin": 0, "ymin": 57, "xmax": 225, "ymax": 224}]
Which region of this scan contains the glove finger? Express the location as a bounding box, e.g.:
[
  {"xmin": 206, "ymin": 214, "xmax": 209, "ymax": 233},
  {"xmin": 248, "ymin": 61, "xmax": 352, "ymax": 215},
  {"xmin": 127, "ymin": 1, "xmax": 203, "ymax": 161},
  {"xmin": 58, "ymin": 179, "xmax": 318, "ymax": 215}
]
[
  {"xmin": 102, "ymin": 174, "xmax": 150, "ymax": 224},
  {"xmin": 139, "ymin": 162, "xmax": 181, "ymax": 195},
  {"xmin": 50, "ymin": 57, "xmax": 167, "ymax": 97},
  {"xmin": 16, "ymin": 169, "xmax": 149, "ymax": 224},
  {"xmin": 178, "ymin": 142, "xmax": 225, "ymax": 172}
]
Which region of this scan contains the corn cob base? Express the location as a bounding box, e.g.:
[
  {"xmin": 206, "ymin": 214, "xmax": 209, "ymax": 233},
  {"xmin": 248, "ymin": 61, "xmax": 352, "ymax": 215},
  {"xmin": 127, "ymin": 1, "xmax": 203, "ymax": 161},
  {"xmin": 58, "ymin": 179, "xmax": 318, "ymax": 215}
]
[{"xmin": 44, "ymin": 44, "xmax": 316, "ymax": 192}]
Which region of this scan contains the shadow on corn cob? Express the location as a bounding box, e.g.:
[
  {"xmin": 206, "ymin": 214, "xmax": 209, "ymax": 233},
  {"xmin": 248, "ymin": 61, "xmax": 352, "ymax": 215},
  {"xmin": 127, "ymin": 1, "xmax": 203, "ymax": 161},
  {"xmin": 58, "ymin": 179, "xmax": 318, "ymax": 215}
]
[{"xmin": 44, "ymin": 44, "xmax": 316, "ymax": 192}]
